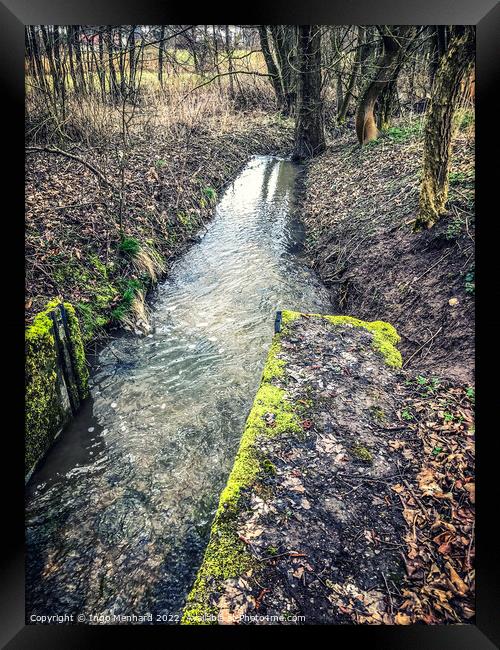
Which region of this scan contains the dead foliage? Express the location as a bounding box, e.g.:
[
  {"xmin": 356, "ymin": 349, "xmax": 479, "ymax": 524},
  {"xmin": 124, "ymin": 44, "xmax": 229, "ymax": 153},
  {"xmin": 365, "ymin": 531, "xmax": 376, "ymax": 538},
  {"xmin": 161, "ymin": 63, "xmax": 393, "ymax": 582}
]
[
  {"xmin": 391, "ymin": 380, "xmax": 475, "ymax": 623},
  {"xmin": 25, "ymin": 110, "xmax": 293, "ymax": 339}
]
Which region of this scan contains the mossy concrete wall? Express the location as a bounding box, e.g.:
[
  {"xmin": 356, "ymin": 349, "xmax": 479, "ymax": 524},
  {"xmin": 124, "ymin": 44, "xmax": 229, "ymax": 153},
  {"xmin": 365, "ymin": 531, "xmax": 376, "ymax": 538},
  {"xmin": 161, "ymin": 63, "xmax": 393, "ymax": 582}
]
[
  {"xmin": 25, "ymin": 299, "xmax": 89, "ymax": 479},
  {"xmin": 182, "ymin": 310, "xmax": 402, "ymax": 624}
]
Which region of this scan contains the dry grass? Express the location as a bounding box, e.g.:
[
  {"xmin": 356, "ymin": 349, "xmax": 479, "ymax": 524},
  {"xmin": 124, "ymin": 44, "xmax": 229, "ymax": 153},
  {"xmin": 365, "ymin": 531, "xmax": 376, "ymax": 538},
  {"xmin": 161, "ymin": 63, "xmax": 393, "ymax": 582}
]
[
  {"xmin": 25, "ymin": 63, "xmax": 274, "ymax": 148},
  {"xmin": 132, "ymin": 245, "xmax": 166, "ymax": 283},
  {"xmin": 119, "ymin": 290, "xmax": 151, "ymax": 334}
]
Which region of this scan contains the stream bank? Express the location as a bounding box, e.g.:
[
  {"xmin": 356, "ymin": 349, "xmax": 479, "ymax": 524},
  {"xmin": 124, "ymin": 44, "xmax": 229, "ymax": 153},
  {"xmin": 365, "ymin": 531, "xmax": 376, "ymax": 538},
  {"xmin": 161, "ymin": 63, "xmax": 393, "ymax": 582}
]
[
  {"xmin": 26, "ymin": 112, "xmax": 294, "ymax": 345},
  {"xmin": 25, "ymin": 113, "xmax": 293, "ymax": 477},
  {"xmin": 300, "ymin": 117, "xmax": 475, "ymax": 384}
]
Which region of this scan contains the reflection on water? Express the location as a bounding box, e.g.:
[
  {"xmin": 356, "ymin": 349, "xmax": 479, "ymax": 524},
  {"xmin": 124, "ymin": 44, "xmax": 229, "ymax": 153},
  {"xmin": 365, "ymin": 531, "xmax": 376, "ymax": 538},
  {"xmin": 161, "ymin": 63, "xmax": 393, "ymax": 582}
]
[{"xmin": 26, "ymin": 156, "xmax": 332, "ymax": 622}]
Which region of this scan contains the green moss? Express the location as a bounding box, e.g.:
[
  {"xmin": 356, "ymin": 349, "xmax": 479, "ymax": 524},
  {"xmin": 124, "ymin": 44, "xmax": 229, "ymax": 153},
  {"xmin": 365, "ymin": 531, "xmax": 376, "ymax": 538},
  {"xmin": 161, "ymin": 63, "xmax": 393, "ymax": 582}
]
[
  {"xmin": 119, "ymin": 236, "xmax": 140, "ymax": 257},
  {"xmin": 261, "ymin": 458, "xmax": 276, "ymax": 475},
  {"xmin": 182, "ymin": 330, "xmax": 301, "ymax": 625},
  {"xmin": 63, "ymin": 302, "xmax": 89, "ymax": 398},
  {"xmin": 281, "ymin": 310, "xmax": 402, "ymax": 368},
  {"xmin": 25, "ymin": 299, "xmax": 89, "ymax": 475},
  {"xmin": 25, "ymin": 304, "xmax": 62, "ymax": 474},
  {"xmin": 351, "ymin": 444, "xmax": 373, "ymax": 463},
  {"xmin": 371, "ymin": 406, "xmax": 386, "ymax": 422}
]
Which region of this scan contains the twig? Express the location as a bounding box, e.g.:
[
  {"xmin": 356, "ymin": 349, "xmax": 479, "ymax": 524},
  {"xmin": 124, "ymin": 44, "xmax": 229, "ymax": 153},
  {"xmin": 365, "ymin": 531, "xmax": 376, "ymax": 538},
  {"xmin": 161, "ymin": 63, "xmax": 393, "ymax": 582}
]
[
  {"xmin": 403, "ymin": 327, "xmax": 443, "ymax": 368},
  {"xmin": 26, "ymin": 145, "xmax": 114, "ymax": 189},
  {"xmin": 410, "ymin": 248, "xmax": 455, "ymax": 285},
  {"xmin": 381, "ymin": 572, "xmax": 394, "ymax": 615},
  {"xmin": 256, "ymin": 550, "xmax": 307, "ymax": 562}
]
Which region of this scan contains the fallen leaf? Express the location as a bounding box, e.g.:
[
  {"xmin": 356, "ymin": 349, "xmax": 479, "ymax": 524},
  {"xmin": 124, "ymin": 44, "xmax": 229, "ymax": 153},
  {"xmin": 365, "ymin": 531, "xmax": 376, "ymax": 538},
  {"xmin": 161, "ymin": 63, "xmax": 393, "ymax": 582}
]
[{"xmin": 395, "ymin": 612, "xmax": 412, "ymax": 625}]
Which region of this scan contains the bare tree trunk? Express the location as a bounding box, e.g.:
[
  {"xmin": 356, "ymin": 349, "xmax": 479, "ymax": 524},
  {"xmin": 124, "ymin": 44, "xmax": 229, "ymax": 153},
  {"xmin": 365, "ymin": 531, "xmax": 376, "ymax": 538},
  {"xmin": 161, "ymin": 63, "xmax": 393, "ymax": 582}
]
[
  {"xmin": 223, "ymin": 25, "xmax": 234, "ymax": 99},
  {"xmin": 129, "ymin": 25, "xmax": 137, "ymax": 94},
  {"xmin": 270, "ymin": 26, "xmax": 296, "ymax": 115},
  {"xmin": 67, "ymin": 26, "xmax": 79, "ymax": 93},
  {"xmin": 25, "ymin": 28, "xmax": 38, "ymax": 81},
  {"xmin": 212, "ymin": 25, "xmax": 223, "ymax": 92},
  {"xmin": 258, "ymin": 25, "xmax": 284, "ymax": 109},
  {"xmin": 415, "ymin": 26, "xmax": 475, "ymax": 229},
  {"xmin": 98, "ymin": 28, "xmax": 107, "ymax": 100},
  {"xmin": 106, "ymin": 26, "xmax": 119, "ymax": 101},
  {"xmin": 292, "ymin": 25, "xmax": 325, "ymax": 160},
  {"xmin": 73, "ymin": 26, "xmax": 86, "ymax": 94},
  {"xmin": 29, "ymin": 26, "xmax": 48, "ymax": 95},
  {"xmin": 355, "ymin": 26, "xmax": 413, "ymax": 144},
  {"xmin": 338, "ymin": 26, "xmax": 364, "ymax": 123},
  {"xmin": 52, "ymin": 25, "xmax": 66, "ymax": 118},
  {"xmin": 40, "ymin": 25, "xmax": 59, "ymax": 98},
  {"xmin": 377, "ymin": 58, "xmax": 403, "ymax": 130},
  {"xmin": 158, "ymin": 25, "xmax": 165, "ymax": 85}
]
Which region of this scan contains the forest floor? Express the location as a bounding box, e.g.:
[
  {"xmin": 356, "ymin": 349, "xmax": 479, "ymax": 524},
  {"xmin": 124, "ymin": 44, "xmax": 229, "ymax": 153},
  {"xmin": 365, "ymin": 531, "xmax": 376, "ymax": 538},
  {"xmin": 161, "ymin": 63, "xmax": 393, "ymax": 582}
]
[
  {"xmin": 302, "ymin": 113, "xmax": 475, "ymax": 385},
  {"xmin": 25, "ymin": 110, "xmax": 294, "ymax": 346}
]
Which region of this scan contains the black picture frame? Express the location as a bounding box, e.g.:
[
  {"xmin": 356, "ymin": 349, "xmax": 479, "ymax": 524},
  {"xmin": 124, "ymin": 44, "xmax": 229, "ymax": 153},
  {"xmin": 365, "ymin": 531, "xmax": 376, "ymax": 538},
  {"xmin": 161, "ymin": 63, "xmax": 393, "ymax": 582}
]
[{"xmin": 2, "ymin": 0, "xmax": 499, "ymax": 646}]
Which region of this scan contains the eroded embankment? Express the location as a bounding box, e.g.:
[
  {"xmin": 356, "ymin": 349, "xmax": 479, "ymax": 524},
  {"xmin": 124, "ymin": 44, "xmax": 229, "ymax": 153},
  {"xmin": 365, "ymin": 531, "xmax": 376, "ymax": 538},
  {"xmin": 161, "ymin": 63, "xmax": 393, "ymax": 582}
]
[
  {"xmin": 301, "ymin": 120, "xmax": 475, "ymax": 384},
  {"xmin": 182, "ymin": 311, "xmax": 475, "ymax": 625}
]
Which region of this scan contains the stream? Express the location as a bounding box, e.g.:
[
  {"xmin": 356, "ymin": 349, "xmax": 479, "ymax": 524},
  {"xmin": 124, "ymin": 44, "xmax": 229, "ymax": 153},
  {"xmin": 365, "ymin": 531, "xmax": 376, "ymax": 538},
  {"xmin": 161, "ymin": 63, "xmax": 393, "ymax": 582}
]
[{"xmin": 26, "ymin": 155, "xmax": 333, "ymax": 623}]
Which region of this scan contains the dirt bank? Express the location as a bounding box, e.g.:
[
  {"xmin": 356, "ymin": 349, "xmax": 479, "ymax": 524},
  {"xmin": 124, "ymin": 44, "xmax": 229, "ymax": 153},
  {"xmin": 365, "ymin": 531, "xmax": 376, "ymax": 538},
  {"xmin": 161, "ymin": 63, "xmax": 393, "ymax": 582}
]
[
  {"xmin": 25, "ymin": 112, "xmax": 293, "ymax": 345},
  {"xmin": 301, "ymin": 117, "xmax": 475, "ymax": 384}
]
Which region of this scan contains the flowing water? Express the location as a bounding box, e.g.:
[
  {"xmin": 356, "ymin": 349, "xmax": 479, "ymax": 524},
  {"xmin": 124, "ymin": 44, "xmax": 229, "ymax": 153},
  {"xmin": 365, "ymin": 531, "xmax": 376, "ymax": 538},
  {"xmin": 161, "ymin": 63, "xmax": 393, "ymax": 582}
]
[{"xmin": 26, "ymin": 156, "xmax": 332, "ymax": 623}]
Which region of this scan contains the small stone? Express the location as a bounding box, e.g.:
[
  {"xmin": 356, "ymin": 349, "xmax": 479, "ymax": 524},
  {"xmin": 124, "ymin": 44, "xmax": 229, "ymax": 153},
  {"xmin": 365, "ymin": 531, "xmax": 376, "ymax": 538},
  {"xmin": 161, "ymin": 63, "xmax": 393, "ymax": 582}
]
[
  {"xmin": 449, "ymin": 297, "xmax": 459, "ymax": 306},
  {"xmin": 88, "ymin": 427, "xmax": 95, "ymax": 433}
]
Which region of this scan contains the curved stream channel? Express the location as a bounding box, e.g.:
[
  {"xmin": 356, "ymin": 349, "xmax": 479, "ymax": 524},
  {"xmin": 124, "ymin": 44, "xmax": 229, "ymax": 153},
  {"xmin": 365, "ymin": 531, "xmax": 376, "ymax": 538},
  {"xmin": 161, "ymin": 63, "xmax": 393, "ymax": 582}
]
[{"xmin": 26, "ymin": 156, "xmax": 332, "ymax": 623}]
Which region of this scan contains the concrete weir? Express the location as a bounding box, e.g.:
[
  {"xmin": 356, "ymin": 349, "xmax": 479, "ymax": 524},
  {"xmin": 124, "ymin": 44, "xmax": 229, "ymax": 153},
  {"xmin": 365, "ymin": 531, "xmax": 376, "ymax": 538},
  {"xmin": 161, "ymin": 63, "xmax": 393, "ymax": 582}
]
[
  {"xmin": 25, "ymin": 300, "xmax": 89, "ymax": 480},
  {"xmin": 182, "ymin": 310, "xmax": 406, "ymax": 625}
]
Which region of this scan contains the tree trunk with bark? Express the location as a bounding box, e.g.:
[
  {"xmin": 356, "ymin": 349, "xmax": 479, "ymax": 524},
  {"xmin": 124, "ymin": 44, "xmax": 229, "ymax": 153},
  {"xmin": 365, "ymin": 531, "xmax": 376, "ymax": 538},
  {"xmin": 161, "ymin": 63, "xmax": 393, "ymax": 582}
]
[
  {"xmin": 377, "ymin": 58, "xmax": 402, "ymax": 130},
  {"xmin": 355, "ymin": 26, "xmax": 413, "ymax": 144},
  {"xmin": 270, "ymin": 26, "xmax": 296, "ymax": 115},
  {"xmin": 338, "ymin": 26, "xmax": 365, "ymax": 123},
  {"xmin": 415, "ymin": 26, "xmax": 475, "ymax": 229},
  {"xmin": 158, "ymin": 25, "xmax": 166, "ymax": 85},
  {"xmin": 292, "ymin": 25, "xmax": 325, "ymax": 161},
  {"xmin": 258, "ymin": 25, "xmax": 285, "ymax": 110}
]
